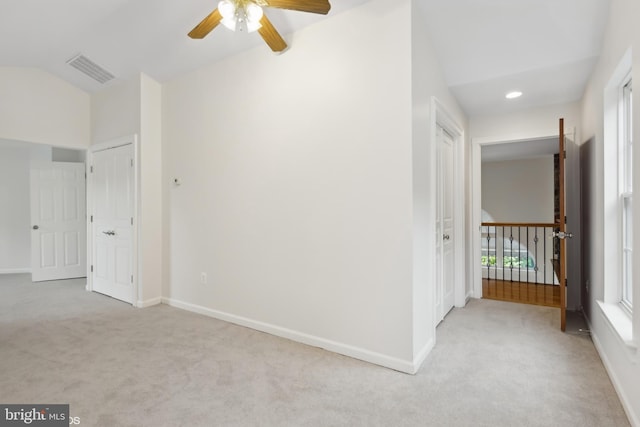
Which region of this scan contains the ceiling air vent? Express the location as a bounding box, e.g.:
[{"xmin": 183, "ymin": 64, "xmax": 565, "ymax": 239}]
[{"xmin": 66, "ymin": 54, "xmax": 115, "ymax": 84}]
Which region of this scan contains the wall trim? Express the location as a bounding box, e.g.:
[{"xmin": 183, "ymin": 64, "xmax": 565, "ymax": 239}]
[
  {"xmin": 161, "ymin": 297, "xmax": 417, "ymax": 374},
  {"xmin": 412, "ymin": 338, "xmax": 435, "ymax": 374},
  {"xmin": 465, "ymin": 291, "xmax": 474, "ymax": 303},
  {"xmin": 0, "ymin": 268, "xmax": 31, "ymax": 274},
  {"xmin": 586, "ymin": 315, "xmax": 639, "ymax": 427},
  {"xmin": 137, "ymin": 297, "xmax": 162, "ymax": 308}
]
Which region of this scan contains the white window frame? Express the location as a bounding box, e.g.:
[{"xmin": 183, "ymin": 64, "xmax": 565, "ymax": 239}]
[
  {"xmin": 600, "ymin": 48, "xmax": 636, "ymax": 354},
  {"xmin": 620, "ymin": 75, "xmax": 633, "ymax": 313}
]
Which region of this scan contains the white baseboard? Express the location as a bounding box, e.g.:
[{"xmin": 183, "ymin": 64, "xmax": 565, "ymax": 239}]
[
  {"xmin": 412, "ymin": 337, "xmax": 435, "ymax": 374},
  {"xmin": 137, "ymin": 297, "xmax": 162, "ymax": 308},
  {"xmin": 465, "ymin": 291, "xmax": 475, "ymax": 303},
  {"xmin": 586, "ymin": 316, "xmax": 639, "ymax": 427},
  {"xmin": 161, "ymin": 296, "xmax": 419, "ymax": 374},
  {"xmin": 0, "ymin": 268, "xmax": 31, "ymax": 274}
]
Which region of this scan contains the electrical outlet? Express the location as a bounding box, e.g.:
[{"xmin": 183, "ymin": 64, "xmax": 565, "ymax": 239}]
[{"xmin": 200, "ymin": 272, "xmax": 207, "ymax": 285}]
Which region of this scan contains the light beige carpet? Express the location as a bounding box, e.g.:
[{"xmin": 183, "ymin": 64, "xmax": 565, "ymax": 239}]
[{"xmin": 0, "ymin": 274, "xmax": 630, "ymax": 426}]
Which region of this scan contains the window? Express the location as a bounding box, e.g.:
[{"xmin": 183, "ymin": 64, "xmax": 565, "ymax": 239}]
[
  {"xmin": 620, "ymin": 76, "xmax": 633, "ymax": 312},
  {"xmin": 600, "ymin": 49, "xmax": 635, "ymax": 349}
]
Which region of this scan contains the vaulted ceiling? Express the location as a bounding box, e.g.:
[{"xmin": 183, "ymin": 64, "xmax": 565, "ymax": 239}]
[
  {"xmin": 0, "ymin": 0, "xmax": 368, "ymax": 92},
  {"xmin": 0, "ymin": 0, "xmax": 611, "ymax": 118}
]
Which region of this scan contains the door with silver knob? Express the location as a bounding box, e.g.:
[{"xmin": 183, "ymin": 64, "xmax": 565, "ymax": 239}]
[
  {"xmin": 91, "ymin": 144, "xmax": 134, "ymax": 304},
  {"xmin": 30, "ymin": 162, "xmax": 86, "ymax": 282},
  {"xmin": 435, "ymin": 125, "xmax": 455, "ymax": 323},
  {"xmin": 556, "ymin": 118, "xmax": 575, "ymax": 332}
]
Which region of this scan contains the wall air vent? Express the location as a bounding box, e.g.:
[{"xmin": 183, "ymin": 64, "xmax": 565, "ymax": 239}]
[{"xmin": 66, "ymin": 54, "xmax": 115, "ymax": 84}]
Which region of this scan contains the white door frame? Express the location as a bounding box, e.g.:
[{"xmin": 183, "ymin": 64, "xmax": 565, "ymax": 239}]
[
  {"xmin": 431, "ymin": 97, "xmax": 466, "ymax": 318},
  {"xmin": 470, "ymin": 130, "xmax": 560, "ymax": 299},
  {"xmin": 86, "ymin": 135, "xmax": 140, "ymax": 306}
]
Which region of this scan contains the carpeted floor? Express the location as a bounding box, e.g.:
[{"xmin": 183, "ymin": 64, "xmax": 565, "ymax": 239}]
[{"xmin": 0, "ymin": 274, "xmax": 630, "ymax": 426}]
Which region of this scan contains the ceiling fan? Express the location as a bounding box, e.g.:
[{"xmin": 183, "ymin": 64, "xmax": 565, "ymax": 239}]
[{"xmin": 188, "ymin": 0, "xmax": 332, "ymax": 52}]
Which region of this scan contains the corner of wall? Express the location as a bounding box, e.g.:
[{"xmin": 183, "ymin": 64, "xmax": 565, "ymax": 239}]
[{"xmin": 139, "ymin": 73, "xmax": 163, "ymax": 303}]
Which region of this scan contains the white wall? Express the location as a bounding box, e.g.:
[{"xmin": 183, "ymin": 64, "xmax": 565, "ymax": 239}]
[
  {"xmin": 52, "ymin": 147, "xmax": 85, "ymax": 163},
  {"xmin": 91, "ymin": 77, "xmax": 141, "ymax": 145},
  {"xmin": 0, "ymin": 142, "xmax": 53, "ymax": 273},
  {"xmin": 0, "ymin": 145, "xmax": 31, "ymax": 272},
  {"xmin": 471, "ymin": 102, "xmax": 581, "ymax": 142},
  {"xmin": 139, "ymin": 74, "xmax": 163, "ymax": 304},
  {"xmin": 482, "ymin": 157, "xmax": 554, "ymax": 223},
  {"xmin": 0, "ymin": 67, "xmax": 89, "ymax": 274},
  {"xmin": 411, "ymin": 0, "xmax": 468, "ymax": 364},
  {"xmin": 90, "ymin": 73, "xmax": 163, "ymax": 307},
  {"xmin": 163, "ymin": 0, "xmax": 446, "ymax": 372},
  {"xmin": 0, "ymin": 67, "xmax": 90, "ymax": 149},
  {"xmin": 580, "ymin": 0, "xmax": 640, "ymax": 424}
]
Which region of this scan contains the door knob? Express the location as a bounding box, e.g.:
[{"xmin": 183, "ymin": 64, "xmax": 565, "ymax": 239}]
[
  {"xmin": 552, "ymin": 231, "xmax": 573, "ymax": 239},
  {"xmin": 32, "ymin": 225, "xmax": 39, "ymax": 230},
  {"xmin": 443, "ymin": 234, "xmax": 450, "ymax": 240}
]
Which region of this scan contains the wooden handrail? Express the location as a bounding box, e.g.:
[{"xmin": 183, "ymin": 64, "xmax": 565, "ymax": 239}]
[{"xmin": 481, "ymin": 222, "xmax": 557, "ymax": 228}]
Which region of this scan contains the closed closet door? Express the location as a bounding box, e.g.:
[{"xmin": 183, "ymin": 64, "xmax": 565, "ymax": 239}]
[
  {"xmin": 436, "ymin": 125, "xmax": 455, "ymax": 323},
  {"xmin": 91, "ymin": 144, "xmax": 134, "ymax": 304}
]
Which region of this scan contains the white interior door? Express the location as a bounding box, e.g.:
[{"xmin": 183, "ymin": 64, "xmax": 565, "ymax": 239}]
[
  {"xmin": 30, "ymin": 162, "xmax": 87, "ymax": 282},
  {"xmin": 436, "ymin": 126, "xmax": 455, "ymax": 323},
  {"xmin": 91, "ymin": 144, "xmax": 134, "ymax": 304}
]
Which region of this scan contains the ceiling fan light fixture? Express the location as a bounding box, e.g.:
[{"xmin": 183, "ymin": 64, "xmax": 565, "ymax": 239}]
[
  {"xmin": 217, "ymin": 0, "xmax": 263, "ymax": 33},
  {"xmin": 246, "ymin": 3, "xmax": 264, "ymax": 22},
  {"xmin": 221, "ymin": 17, "xmax": 237, "ymax": 31},
  {"xmin": 246, "ymin": 19, "xmax": 263, "ymax": 33},
  {"xmin": 190, "ymin": 0, "xmax": 330, "ymax": 51},
  {"xmin": 219, "ymin": 0, "xmax": 237, "ymax": 30},
  {"xmin": 245, "ymin": 3, "xmax": 263, "ymax": 32},
  {"xmin": 218, "ymin": 0, "xmax": 236, "ymax": 19}
]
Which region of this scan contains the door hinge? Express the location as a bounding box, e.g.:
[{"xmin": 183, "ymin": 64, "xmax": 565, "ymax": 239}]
[
  {"xmin": 131, "ymin": 217, "xmax": 133, "ymax": 225},
  {"xmin": 91, "ymin": 215, "xmax": 93, "ymax": 223},
  {"xmin": 91, "ymin": 265, "xmax": 93, "ymax": 272},
  {"xmin": 131, "ymin": 159, "xmax": 134, "ymax": 167},
  {"xmin": 90, "ymin": 165, "xmax": 94, "ymax": 173},
  {"xmin": 131, "ymin": 275, "xmax": 133, "ymax": 283}
]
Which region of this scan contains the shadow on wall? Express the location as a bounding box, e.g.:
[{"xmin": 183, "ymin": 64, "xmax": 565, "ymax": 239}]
[{"xmin": 579, "ymin": 137, "xmax": 594, "ymax": 321}]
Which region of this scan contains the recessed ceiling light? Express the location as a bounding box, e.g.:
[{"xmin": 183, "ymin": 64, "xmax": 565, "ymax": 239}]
[{"xmin": 506, "ymin": 91, "xmax": 523, "ymax": 99}]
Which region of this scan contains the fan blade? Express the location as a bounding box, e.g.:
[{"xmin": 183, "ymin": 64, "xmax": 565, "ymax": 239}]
[
  {"xmin": 188, "ymin": 8, "xmax": 223, "ymax": 39},
  {"xmin": 258, "ymin": 15, "xmax": 288, "ymax": 52},
  {"xmin": 261, "ymin": 0, "xmax": 331, "ymax": 15}
]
